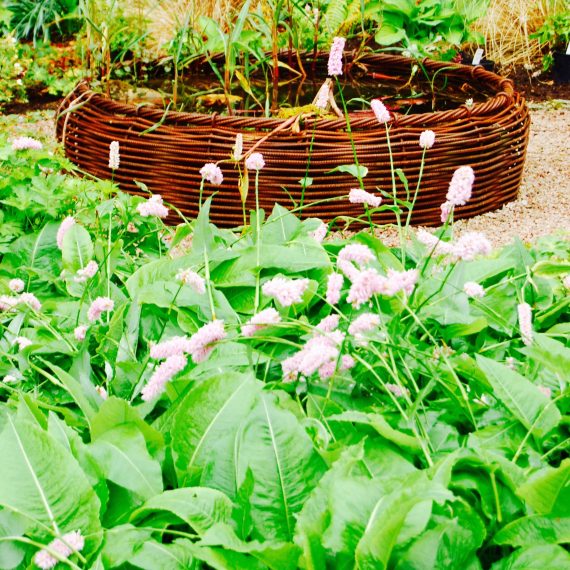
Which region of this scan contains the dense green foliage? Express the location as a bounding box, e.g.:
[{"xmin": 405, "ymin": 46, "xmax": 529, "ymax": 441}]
[{"xmin": 0, "ymin": 138, "xmax": 568, "ymax": 569}]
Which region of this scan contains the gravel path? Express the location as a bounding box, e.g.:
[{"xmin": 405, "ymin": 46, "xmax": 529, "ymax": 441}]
[{"xmin": 3, "ymin": 103, "xmax": 569, "ymax": 247}]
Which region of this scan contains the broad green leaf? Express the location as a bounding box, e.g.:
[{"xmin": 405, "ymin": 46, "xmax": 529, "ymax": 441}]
[
  {"xmin": 532, "ymin": 260, "xmax": 570, "ymax": 277},
  {"xmin": 131, "ymin": 488, "xmax": 233, "ymax": 535},
  {"xmin": 0, "ymin": 416, "xmax": 102, "ymax": 552},
  {"xmin": 62, "ymin": 223, "xmax": 94, "ymax": 274},
  {"xmin": 171, "ymin": 372, "xmax": 261, "ymax": 492},
  {"xmin": 524, "ymin": 333, "xmax": 570, "ymax": 378},
  {"xmin": 89, "ymin": 425, "xmax": 163, "ymax": 501},
  {"xmin": 517, "ymin": 459, "xmax": 570, "ymax": 516},
  {"xmin": 490, "ymin": 544, "xmax": 570, "ymax": 569},
  {"xmin": 101, "ymin": 524, "xmax": 153, "ymax": 567},
  {"xmin": 355, "ymin": 478, "xmax": 453, "ymax": 570},
  {"xmin": 492, "ymin": 515, "xmax": 570, "ymax": 546},
  {"xmin": 475, "ymin": 355, "xmax": 561, "ymax": 437},
  {"xmin": 374, "ymin": 25, "xmax": 407, "ymax": 45},
  {"xmin": 236, "ymin": 392, "xmax": 327, "ymax": 541},
  {"xmin": 0, "ymin": 510, "xmax": 27, "ymax": 570},
  {"xmin": 326, "ymin": 164, "xmax": 369, "ymax": 179},
  {"xmin": 329, "ymin": 411, "xmax": 421, "ymax": 453},
  {"xmin": 130, "ymin": 539, "xmax": 198, "ymax": 569}
]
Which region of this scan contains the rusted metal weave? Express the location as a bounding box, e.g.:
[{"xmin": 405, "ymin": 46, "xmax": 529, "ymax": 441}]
[{"xmin": 56, "ymin": 53, "xmax": 530, "ymax": 228}]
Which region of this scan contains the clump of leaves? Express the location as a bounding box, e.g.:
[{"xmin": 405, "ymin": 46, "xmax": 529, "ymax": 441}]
[{"xmin": 0, "ymin": 138, "xmax": 568, "ymax": 569}]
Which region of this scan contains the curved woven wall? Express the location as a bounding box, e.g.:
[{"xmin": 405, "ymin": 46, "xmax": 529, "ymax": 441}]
[{"xmin": 56, "ymin": 53, "xmax": 530, "ymax": 227}]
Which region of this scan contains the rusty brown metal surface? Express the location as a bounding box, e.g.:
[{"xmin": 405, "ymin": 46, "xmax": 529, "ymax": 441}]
[{"xmin": 56, "ymin": 53, "xmax": 530, "ymax": 228}]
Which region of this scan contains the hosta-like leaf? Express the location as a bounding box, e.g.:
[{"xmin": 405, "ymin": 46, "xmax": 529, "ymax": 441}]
[
  {"xmin": 517, "ymin": 459, "xmax": 570, "ymax": 516},
  {"xmin": 236, "ymin": 392, "xmax": 327, "ymax": 541},
  {"xmin": 475, "ymin": 355, "xmax": 561, "ymax": 437},
  {"xmin": 131, "ymin": 487, "xmax": 233, "ymax": 535},
  {"xmin": 524, "ymin": 333, "xmax": 570, "ymax": 379},
  {"xmin": 130, "ymin": 539, "xmax": 199, "ymax": 570},
  {"xmin": 62, "ymin": 223, "xmax": 93, "ymax": 274},
  {"xmin": 492, "ymin": 514, "xmax": 570, "ymax": 546},
  {"xmin": 171, "ymin": 372, "xmax": 261, "ymax": 492},
  {"xmin": 89, "ymin": 425, "xmax": 163, "ymax": 501},
  {"xmin": 490, "ymin": 544, "xmax": 570, "ymax": 569},
  {"xmin": 0, "ymin": 416, "xmax": 102, "ymax": 552}
]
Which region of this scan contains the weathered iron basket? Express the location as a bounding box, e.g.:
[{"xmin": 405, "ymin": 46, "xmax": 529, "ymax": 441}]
[{"xmin": 56, "ymin": 53, "xmax": 530, "ymax": 227}]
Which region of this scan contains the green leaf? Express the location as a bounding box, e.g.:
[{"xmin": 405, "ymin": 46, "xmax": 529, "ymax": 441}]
[
  {"xmin": 89, "ymin": 425, "xmax": 163, "ymax": 501},
  {"xmin": 523, "ymin": 333, "xmax": 570, "ymax": 378},
  {"xmin": 517, "ymin": 459, "xmax": 570, "ymax": 516},
  {"xmin": 132, "ymin": 488, "xmax": 233, "ymax": 535},
  {"xmin": 130, "ymin": 539, "xmax": 199, "ymax": 569},
  {"xmin": 0, "ymin": 510, "xmax": 27, "ymax": 570},
  {"xmin": 354, "ymin": 478, "xmax": 454, "ymax": 570},
  {"xmin": 329, "ymin": 411, "xmax": 421, "ymax": 453},
  {"xmin": 532, "ymin": 260, "xmax": 570, "ymax": 277},
  {"xmin": 492, "ymin": 515, "xmax": 570, "ymax": 546},
  {"xmin": 171, "ymin": 372, "xmax": 261, "ymax": 492},
  {"xmin": 375, "ymin": 25, "xmax": 407, "ymax": 45},
  {"xmin": 326, "ymin": 164, "xmax": 369, "ymax": 179},
  {"xmin": 236, "ymin": 392, "xmax": 327, "ymax": 541},
  {"xmin": 490, "ymin": 544, "xmax": 570, "ymax": 569},
  {"xmin": 101, "ymin": 524, "xmax": 153, "ymax": 567},
  {"xmin": 475, "ymin": 355, "xmax": 561, "ymax": 437},
  {"xmin": 62, "ymin": 223, "xmax": 94, "ymax": 274},
  {"xmin": 0, "ymin": 416, "xmax": 102, "ymax": 552}
]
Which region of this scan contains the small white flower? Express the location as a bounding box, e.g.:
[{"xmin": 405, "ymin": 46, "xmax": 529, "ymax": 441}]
[
  {"xmin": 419, "ymin": 130, "xmax": 435, "ymax": 149},
  {"xmin": 108, "ymin": 141, "xmax": 120, "ymax": 170},
  {"xmin": 74, "ymin": 325, "xmax": 88, "ymax": 341},
  {"xmin": 9, "ymin": 278, "xmax": 25, "ymax": 293},
  {"xmin": 245, "ymin": 152, "xmax": 265, "ymax": 171},
  {"xmin": 3, "ymin": 374, "xmax": 18, "ymax": 384}
]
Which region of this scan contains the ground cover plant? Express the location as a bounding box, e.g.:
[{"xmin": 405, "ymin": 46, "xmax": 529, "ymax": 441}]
[{"xmin": 1, "ymin": 88, "xmax": 569, "ymax": 569}]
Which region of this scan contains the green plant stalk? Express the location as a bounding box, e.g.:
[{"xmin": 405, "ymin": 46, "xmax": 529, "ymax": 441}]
[
  {"xmin": 405, "ymin": 146, "xmax": 427, "ymax": 231},
  {"xmin": 254, "ymin": 169, "xmax": 262, "ymax": 312}
]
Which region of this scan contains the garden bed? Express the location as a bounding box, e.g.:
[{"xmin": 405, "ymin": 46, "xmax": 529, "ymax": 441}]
[{"xmin": 56, "ymin": 52, "xmax": 530, "ymax": 228}]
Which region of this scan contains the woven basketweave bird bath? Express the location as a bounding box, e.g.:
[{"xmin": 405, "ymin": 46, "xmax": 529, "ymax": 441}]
[{"xmin": 56, "ymin": 53, "xmax": 530, "ymax": 227}]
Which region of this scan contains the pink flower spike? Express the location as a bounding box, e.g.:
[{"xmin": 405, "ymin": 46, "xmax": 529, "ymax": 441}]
[
  {"xmin": 200, "ymin": 163, "xmax": 224, "ymax": 185},
  {"xmin": 0, "ymin": 295, "xmax": 19, "ymax": 311},
  {"xmin": 187, "ymin": 320, "xmax": 226, "ymax": 363},
  {"xmin": 74, "ymin": 260, "xmax": 99, "ymax": 283},
  {"xmin": 245, "ymin": 152, "xmax": 265, "ymax": 171},
  {"xmin": 371, "ymin": 99, "xmax": 390, "ymax": 124},
  {"xmin": 452, "ymin": 232, "xmax": 492, "ymax": 261},
  {"xmin": 34, "ymin": 549, "xmax": 57, "ymax": 569},
  {"xmin": 108, "ymin": 141, "xmax": 120, "ymax": 170},
  {"xmin": 341, "ymin": 354, "xmax": 355, "ymax": 370},
  {"xmin": 309, "ymin": 221, "xmax": 327, "ymax": 243},
  {"xmin": 233, "ymin": 134, "xmax": 243, "ymax": 161},
  {"xmin": 326, "ymin": 272, "xmax": 344, "ymax": 305},
  {"xmin": 416, "ymin": 229, "xmax": 454, "ymax": 255},
  {"xmin": 176, "ymin": 269, "xmax": 206, "ymax": 294},
  {"xmin": 440, "ymin": 201, "xmax": 453, "ymax": 224},
  {"xmin": 346, "ymin": 268, "xmax": 387, "ymax": 308},
  {"xmin": 464, "ymin": 281, "xmax": 485, "ymax": 298},
  {"xmin": 242, "ymin": 308, "xmax": 281, "ymax": 337},
  {"xmin": 262, "ymin": 276, "xmax": 309, "ymax": 307},
  {"xmin": 338, "ymin": 243, "xmax": 375, "ymax": 266},
  {"xmin": 136, "ymin": 194, "xmax": 169, "ymax": 218},
  {"xmin": 74, "ymin": 325, "xmax": 88, "ymax": 341},
  {"xmin": 517, "ymin": 302, "xmax": 533, "ymax": 346},
  {"xmin": 87, "ymin": 296, "xmax": 114, "ymax": 322},
  {"xmin": 14, "ymin": 336, "xmax": 32, "ymax": 350},
  {"xmin": 349, "ymin": 188, "xmax": 382, "ymax": 208},
  {"xmin": 317, "ymin": 314, "xmax": 340, "ymax": 333},
  {"xmin": 9, "ymin": 278, "xmax": 24, "ymax": 293},
  {"xmin": 314, "ymin": 82, "xmax": 330, "ymax": 110},
  {"xmin": 328, "ymin": 37, "xmax": 346, "ymax": 76},
  {"xmin": 149, "ymin": 336, "xmax": 192, "ymax": 359},
  {"xmin": 12, "ymin": 136, "xmax": 42, "ymax": 151},
  {"xmin": 18, "ymin": 292, "xmax": 42, "ymax": 311},
  {"xmin": 419, "ymin": 130, "xmax": 435, "ymax": 149},
  {"xmin": 348, "ymin": 312, "xmax": 380, "ymax": 336},
  {"xmin": 386, "ymin": 383, "xmax": 409, "ymax": 398},
  {"xmin": 60, "ymin": 530, "xmax": 85, "ymax": 555},
  {"xmin": 57, "ymin": 217, "xmax": 76, "ymax": 249},
  {"xmin": 141, "ymin": 354, "xmax": 187, "ymax": 401},
  {"xmin": 446, "ymin": 166, "xmax": 475, "ymax": 206}
]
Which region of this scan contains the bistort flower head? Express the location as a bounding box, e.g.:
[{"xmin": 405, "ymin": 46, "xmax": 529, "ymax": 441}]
[
  {"xmin": 327, "ymin": 36, "xmax": 346, "ymax": 76},
  {"xmin": 233, "ymin": 133, "xmax": 243, "ymax": 161},
  {"xmin": 242, "ymin": 308, "xmax": 281, "ymax": 337},
  {"xmin": 314, "ymin": 82, "xmax": 330, "ymax": 110},
  {"xmin": 57, "ymin": 217, "xmax": 76, "ymax": 249},
  {"xmin": 176, "ymin": 269, "xmax": 206, "ymax": 294},
  {"xmin": 150, "ymin": 336, "xmax": 192, "ymax": 360},
  {"xmin": 349, "ymin": 188, "xmax": 382, "ymax": 208},
  {"xmin": 187, "ymin": 320, "xmax": 227, "ymax": 363},
  {"xmin": 326, "ymin": 272, "xmax": 344, "ymax": 305},
  {"xmin": 440, "ymin": 200, "xmax": 453, "ymax": 223},
  {"xmin": 108, "ymin": 141, "xmax": 120, "ymax": 170},
  {"xmin": 200, "ymin": 163, "xmax": 224, "ymax": 185},
  {"xmin": 87, "ymin": 297, "xmax": 114, "ymax": 322},
  {"xmin": 74, "ymin": 325, "xmax": 88, "ymax": 341},
  {"xmin": 8, "ymin": 278, "xmax": 24, "ymax": 293},
  {"xmin": 446, "ymin": 166, "xmax": 475, "ymax": 206},
  {"xmin": 137, "ymin": 194, "xmax": 169, "ymax": 218},
  {"xmin": 74, "ymin": 260, "xmax": 99, "ymax": 283},
  {"xmin": 262, "ymin": 276, "xmax": 309, "ymax": 307},
  {"xmin": 309, "ymin": 221, "xmax": 327, "ymax": 243},
  {"xmin": 18, "ymin": 292, "xmax": 42, "ymax": 311},
  {"xmin": 517, "ymin": 302, "xmax": 533, "ymax": 346},
  {"xmin": 419, "ymin": 130, "xmax": 435, "ymax": 149},
  {"xmin": 12, "ymin": 136, "xmax": 42, "ymax": 151},
  {"xmin": 371, "ymin": 99, "xmax": 390, "ymax": 124},
  {"xmin": 141, "ymin": 354, "xmax": 187, "ymax": 401},
  {"xmin": 245, "ymin": 152, "xmax": 265, "ymax": 171},
  {"xmin": 317, "ymin": 314, "xmax": 340, "ymax": 333},
  {"xmin": 464, "ymin": 281, "xmax": 485, "ymax": 298},
  {"xmin": 348, "ymin": 312, "xmax": 380, "ymax": 336}
]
